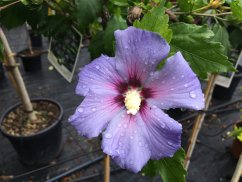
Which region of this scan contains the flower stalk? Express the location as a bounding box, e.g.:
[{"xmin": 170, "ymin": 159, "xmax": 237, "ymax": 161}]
[{"xmin": 104, "ymin": 154, "xmax": 110, "ymax": 182}]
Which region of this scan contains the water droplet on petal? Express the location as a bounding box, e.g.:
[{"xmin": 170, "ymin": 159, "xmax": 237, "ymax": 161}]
[
  {"xmin": 130, "ymin": 135, "xmax": 134, "ymax": 140},
  {"xmin": 195, "ymin": 105, "xmax": 199, "ymax": 109},
  {"xmin": 138, "ymin": 142, "xmax": 143, "ymax": 146},
  {"xmin": 118, "ymin": 124, "xmax": 121, "ymax": 127},
  {"xmin": 170, "ymin": 88, "xmax": 174, "ymax": 91},
  {"xmin": 78, "ymin": 108, "xmax": 84, "ymax": 113},
  {"xmin": 95, "ymin": 65, "xmax": 100, "ymax": 69},
  {"xmin": 189, "ymin": 91, "xmax": 197, "ymax": 99},
  {"xmin": 92, "ymin": 108, "xmax": 96, "ymax": 112},
  {"xmin": 134, "ymin": 130, "xmax": 137, "ymax": 134},
  {"xmin": 160, "ymin": 122, "xmax": 165, "ymax": 129},
  {"xmin": 123, "ymin": 124, "xmax": 127, "ymax": 128},
  {"xmin": 181, "ymin": 75, "xmax": 184, "ymax": 78},
  {"xmin": 184, "ymin": 84, "xmax": 188, "ymax": 88},
  {"xmin": 167, "ymin": 141, "xmax": 173, "ymax": 146},
  {"xmin": 105, "ymin": 133, "xmax": 112, "ymax": 139}
]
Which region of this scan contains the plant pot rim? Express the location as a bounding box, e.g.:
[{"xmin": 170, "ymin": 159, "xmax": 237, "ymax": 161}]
[
  {"xmin": 0, "ymin": 98, "xmax": 63, "ymax": 139},
  {"xmin": 17, "ymin": 48, "xmax": 42, "ymax": 58}
]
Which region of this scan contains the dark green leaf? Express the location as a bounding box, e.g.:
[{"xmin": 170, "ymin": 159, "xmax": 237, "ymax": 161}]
[
  {"xmin": 89, "ymin": 8, "xmax": 127, "ymax": 58},
  {"xmin": 170, "ymin": 23, "xmax": 235, "ymax": 79},
  {"xmin": 143, "ymin": 148, "xmax": 187, "ymax": 182},
  {"xmin": 103, "ymin": 8, "xmax": 127, "ymax": 56},
  {"xmin": 231, "ymin": 0, "xmax": 242, "ymax": 21},
  {"xmin": 177, "ymin": 0, "xmax": 207, "ymax": 12},
  {"xmin": 229, "ymin": 28, "xmax": 242, "ymax": 49},
  {"xmin": 133, "ymin": 6, "xmax": 172, "ymax": 42},
  {"xmin": 212, "ymin": 24, "xmax": 231, "ymax": 55},
  {"xmin": 88, "ymin": 31, "xmax": 106, "ymax": 59},
  {"xmin": 0, "ymin": 3, "xmax": 28, "ymax": 29},
  {"xmin": 74, "ymin": 0, "xmax": 102, "ymax": 33}
]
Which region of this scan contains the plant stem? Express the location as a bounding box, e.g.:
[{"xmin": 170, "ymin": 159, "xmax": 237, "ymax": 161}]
[
  {"xmin": 104, "ymin": 154, "xmax": 110, "ymax": 182},
  {"xmin": 0, "ymin": 0, "xmax": 20, "ymax": 11},
  {"xmin": 193, "ymin": 11, "xmax": 232, "ymax": 17},
  {"xmin": 231, "ymin": 153, "xmax": 242, "ymax": 182},
  {"xmin": 184, "ymin": 74, "xmax": 217, "ymax": 170},
  {"xmin": 0, "ymin": 27, "xmax": 37, "ymax": 121}
]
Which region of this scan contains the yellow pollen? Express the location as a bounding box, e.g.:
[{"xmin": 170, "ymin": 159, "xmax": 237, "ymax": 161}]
[{"xmin": 124, "ymin": 89, "xmax": 141, "ymax": 115}]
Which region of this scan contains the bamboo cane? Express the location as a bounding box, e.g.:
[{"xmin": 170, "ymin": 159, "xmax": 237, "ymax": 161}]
[
  {"xmin": 0, "ymin": 27, "xmax": 36, "ymax": 120},
  {"xmin": 231, "ymin": 153, "xmax": 242, "ymax": 182},
  {"xmin": 104, "ymin": 154, "xmax": 110, "ymax": 182},
  {"xmin": 184, "ymin": 74, "xmax": 217, "ymax": 169}
]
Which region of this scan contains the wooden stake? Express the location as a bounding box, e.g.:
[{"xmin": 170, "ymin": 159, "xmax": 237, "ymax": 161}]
[
  {"xmin": 231, "ymin": 153, "xmax": 242, "ymax": 182},
  {"xmin": 184, "ymin": 74, "xmax": 217, "ymax": 170},
  {"xmin": 104, "ymin": 154, "xmax": 110, "ymax": 182},
  {"xmin": 0, "ymin": 27, "xmax": 36, "ymax": 120}
]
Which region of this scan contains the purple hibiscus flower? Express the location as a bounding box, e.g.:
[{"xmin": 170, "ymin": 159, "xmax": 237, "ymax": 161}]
[{"xmin": 69, "ymin": 27, "xmax": 204, "ymax": 173}]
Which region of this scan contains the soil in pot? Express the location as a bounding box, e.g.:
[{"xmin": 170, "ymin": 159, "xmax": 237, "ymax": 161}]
[
  {"xmin": 1, "ymin": 101, "xmax": 59, "ymax": 136},
  {"xmin": 0, "ymin": 99, "xmax": 63, "ymax": 166},
  {"xmin": 18, "ymin": 49, "xmax": 42, "ymax": 72}
]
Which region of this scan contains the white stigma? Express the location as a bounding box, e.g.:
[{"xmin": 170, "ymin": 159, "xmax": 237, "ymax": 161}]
[{"xmin": 124, "ymin": 89, "xmax": 142, "ymax": 115}]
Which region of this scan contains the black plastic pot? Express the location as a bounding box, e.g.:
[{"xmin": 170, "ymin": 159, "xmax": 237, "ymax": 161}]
[
  {"xmin": 0, "ymin": 98, "xmax": 63, "ymax": 166},
  {"xmin": 18, "ymin": 49, "xmax": 42, "ymax": 72},
  {"xmin": 213, "ymin": 65, "xmax": 242, "ymax": 100},
  {"xmin": 29, "ymin": 31, "xmax": 42, "ymax": 48},
  {"xmin": 0, "ymin": 62, "xmax": 5, "ymax": 79}
]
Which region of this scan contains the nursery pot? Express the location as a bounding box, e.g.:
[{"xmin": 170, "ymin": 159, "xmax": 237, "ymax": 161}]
[
  {"xmin": 0, "ymin": 98, "xmax": 63, "ymax": 166},
  {"xmin": 0, "ymin": 62, "xmax": 5, "ymax": 79},
  {"xmin": 18, "ymin": 49, "xmax": 42, "ymax": 72},
  {"xmin": 231, "ymin": 121, "xmax": 242, "ymax": 159},
  {"xmin": 213, "ymin": 65, "xmax": 242, "ymax": 100},
  {"xmin": 29, "ymin": 31, "xmax": 42, "ymax": 48},
  {"xmin": 231, "ymin": 139, "xmax": 242, "ymax": 159}
]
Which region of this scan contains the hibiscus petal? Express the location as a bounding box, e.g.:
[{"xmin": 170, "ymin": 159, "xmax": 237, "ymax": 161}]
[
  {"xmin": 140, "ymin": 104, "xmax": 182, "ymax": 159},
  {"xmin": 69, "ymin": 91, "xmax": 123, "ymax": 138},
  {"xmin": 76, "ymin": 55, "xmax": 123, "ymax": 96},
  {"xmin": 114, "ymin": 26, "xmax": 170, "ymax": 83},
  {"xmin": 102, "ymin": 110, "xmax": 151, "ymax": 173},
  {"xmin": 144, "ymin": 52, "xmax": 205, "ymax": 110}
]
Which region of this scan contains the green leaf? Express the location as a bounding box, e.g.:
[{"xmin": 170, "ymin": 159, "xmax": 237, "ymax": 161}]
[
  {"xmin": 0, "ymin": 3, "xmax": 28, "ymax": 29},
  {"xmin": 170, "ymin": 23, "xmax": 235, "ymax": 79},
  {"xmin": 133, "ymin": 6, "xmax": 172, "ymax": 43},
  {"xmin": 110, "ymin": 0, "xmax": 129, "ymax": 6},
  {"xmin": 89, "ymin": 8, "xmax": 127, "ymax": 58},
  {"xmin": 74, "ymin": 0, "xmax": 102, "ymax": 33},
  {"xmin": 143, "ymin": 148, "xmax": 187, "ymax": 182},
  {"xmin": 231, "ymin": 0, "xmax": 242, "ymax": 21},
  {"xmin": 103, "ymin": 8, "xmax": 127, "ymax": 56},
  {"xmin": 229, "ymin": 27, "xmax": 242, "ymax": 49},
  {"xmin": 88, "ymin": 31, "xmax": 106, "ymax": 59},
  {"xmin": 177, "ymin": 0, "xmax": 207, "ymax": 12},
  {"xmin": 212, "ymin": 24, "xmax": 231, "ymax": 56}
]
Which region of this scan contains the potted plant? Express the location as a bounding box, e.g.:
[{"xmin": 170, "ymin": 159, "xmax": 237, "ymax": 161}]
[
  {"xmin": 0, "ymin": 27, "xmax": 63, "ymax": 165},
  {"xmin": 229, "ymin": 121, "xmax": 242, "ymax": 159},
  {"xmin": 17, "ymin": 26, "xmax": 43, "ymax": 72}
]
